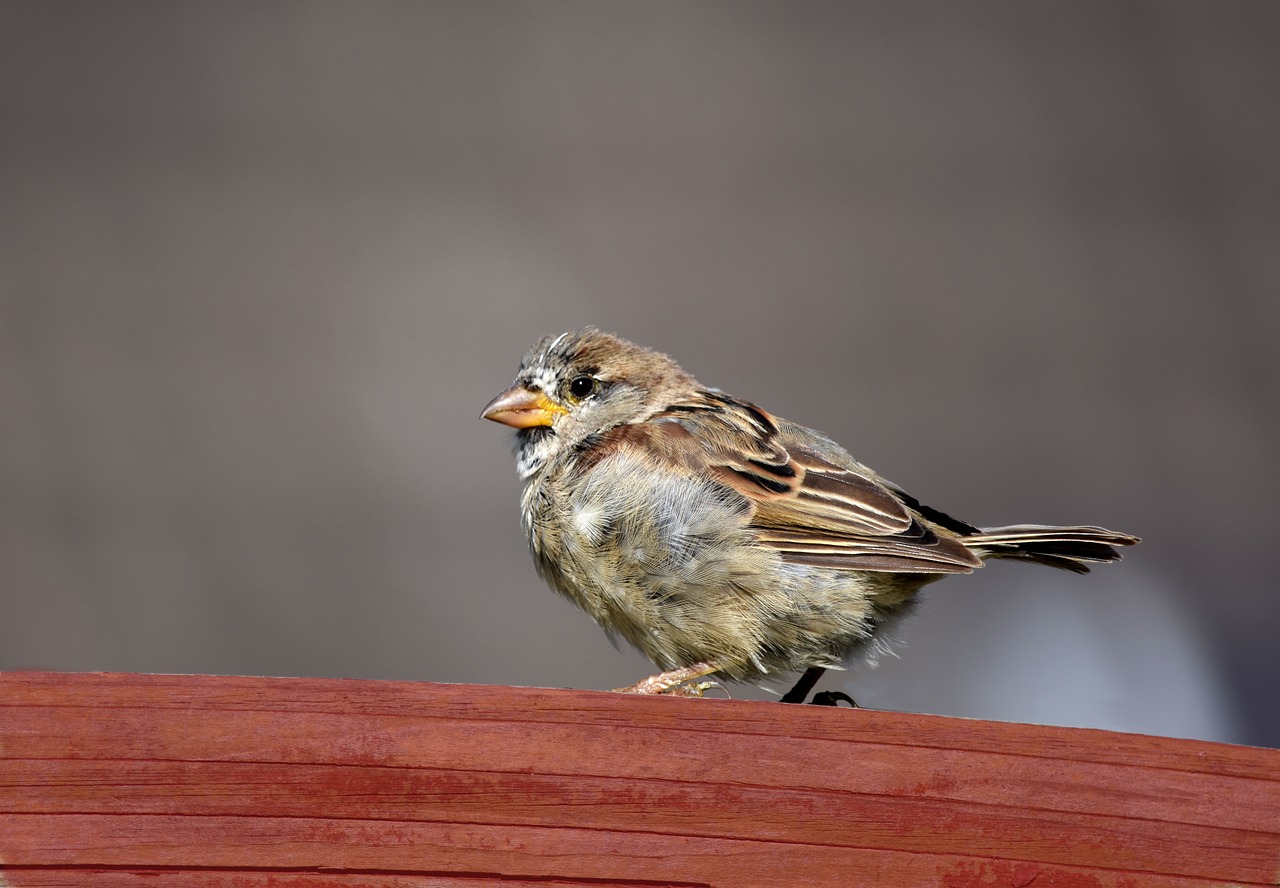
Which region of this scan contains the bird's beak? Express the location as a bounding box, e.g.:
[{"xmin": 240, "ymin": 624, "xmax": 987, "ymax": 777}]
[{"xmin": 481, "ymin": 385, "xmax": 568, "ymax": 428}]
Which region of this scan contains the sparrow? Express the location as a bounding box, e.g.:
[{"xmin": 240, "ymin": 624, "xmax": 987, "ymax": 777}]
[{"xmin": 482, "ymin": 328, "xmax": 1138, "ymax": 700}]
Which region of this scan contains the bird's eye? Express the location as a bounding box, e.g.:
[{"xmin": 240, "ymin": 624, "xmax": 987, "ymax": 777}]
[{"xmin": 568, "ymin": 375, "xmax": 597, "ymax": 400}]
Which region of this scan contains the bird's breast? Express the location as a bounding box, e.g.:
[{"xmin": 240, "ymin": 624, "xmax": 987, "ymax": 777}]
[{"xmin": 522, "ymin": 451, "xmax": 775, "ymax": 663}]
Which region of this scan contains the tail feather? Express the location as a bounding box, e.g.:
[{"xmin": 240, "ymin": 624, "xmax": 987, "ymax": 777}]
[{"xmin": 964, "ymin": 524, "xmax": 1140, "ymax": 574}]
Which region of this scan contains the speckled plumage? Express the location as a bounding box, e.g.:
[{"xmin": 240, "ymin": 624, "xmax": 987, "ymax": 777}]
[{"xmin": 483, "ymin": 328, "xmax": 1138, "ymax": 696}]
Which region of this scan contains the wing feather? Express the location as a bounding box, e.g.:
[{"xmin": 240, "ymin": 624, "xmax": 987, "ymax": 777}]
[{"xmin": 644, "ymin": 394, "xmax": 982, "ymax": 574}]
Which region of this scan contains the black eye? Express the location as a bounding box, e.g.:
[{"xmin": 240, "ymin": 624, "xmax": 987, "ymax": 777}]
[{"xmin": 568, "ymin": 375, "xmax": 597, "ymax": 400}]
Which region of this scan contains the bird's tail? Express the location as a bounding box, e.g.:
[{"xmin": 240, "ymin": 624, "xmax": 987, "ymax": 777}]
[{"xmin": 964, "ymin": 524, "xmax": 1139, "ymax": 574}]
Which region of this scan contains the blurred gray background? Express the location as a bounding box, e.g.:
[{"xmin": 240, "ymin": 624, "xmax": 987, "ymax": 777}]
[{"xmin": 2, "ymin": 2, "xmax": 1277, "ymax": 746}]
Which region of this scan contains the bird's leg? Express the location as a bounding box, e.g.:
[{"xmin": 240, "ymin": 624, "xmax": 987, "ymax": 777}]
[
  {"xmin": 614, "ymin": 661, "xmax": 725, "ymax": 695},
  {"xmin": 780, "ymin": 666, "xmax": 826, "ymax": 704}
]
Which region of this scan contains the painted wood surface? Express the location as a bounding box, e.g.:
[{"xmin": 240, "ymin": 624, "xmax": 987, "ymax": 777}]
[{"xmin": 1, "ymin": 671, "xmax": 1277, "ymax": 887}]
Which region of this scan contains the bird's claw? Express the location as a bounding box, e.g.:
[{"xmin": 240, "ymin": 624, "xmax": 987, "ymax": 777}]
[
  {"xmin": 810, "ymin": 690, "xmax": 859, "ymax": 707},
  {"xmin": 665, "ymin": 680, "xmax": 726, "ymax": 698}
]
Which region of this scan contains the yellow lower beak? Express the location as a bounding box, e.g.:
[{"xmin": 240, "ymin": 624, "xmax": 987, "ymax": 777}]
[{"xmin": 481, "ymin": 385, "xmax": 568, "ymax": 428}]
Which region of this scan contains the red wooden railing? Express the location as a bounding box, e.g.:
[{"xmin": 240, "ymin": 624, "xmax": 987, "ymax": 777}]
[{"xmin": 2, "ymin": 671, "xmax": 1277, "ymax": 886}]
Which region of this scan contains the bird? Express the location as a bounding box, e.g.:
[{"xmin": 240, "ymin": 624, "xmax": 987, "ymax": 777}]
[{"xmin": 481, "ymin": 328, "xmax": 1138, "ymax": 701}]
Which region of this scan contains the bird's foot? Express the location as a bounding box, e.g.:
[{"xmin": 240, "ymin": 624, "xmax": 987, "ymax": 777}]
[
  {"xmin": 665, "ymin": 680, "xmax": 726, "ymax": 698},
  {"xmin": 810, "ymin": 690, "xmax": 858, "ymax": 707},
  {"xmin": 614, "ymin": 661, "xmax": 723, "ymax": 695},
  {"xmin": 780, "ymin": 666, "xmax": 826, "ymax": 703},
  {"xmin": 779, "ymin": 667, "xmax": 858, "ymax": 706}
]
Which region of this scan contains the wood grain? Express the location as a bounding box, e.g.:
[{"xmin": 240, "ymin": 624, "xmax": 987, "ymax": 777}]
[{"xmin": 2, "ymin": 671, "xmax": 1277, "ymax": 887}]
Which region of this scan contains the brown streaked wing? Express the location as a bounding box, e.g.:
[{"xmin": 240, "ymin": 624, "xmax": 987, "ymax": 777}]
[
  {"xmin": 755, "ymin": 524, "xmax": 982, "ymax": 574},
  {"xmin": 662, "ymin": 397, "xmax": 916, "ymax": 537},
  {"xmin": 656, "ymin": 395, "xmax": 983, "ymax": 574}
]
